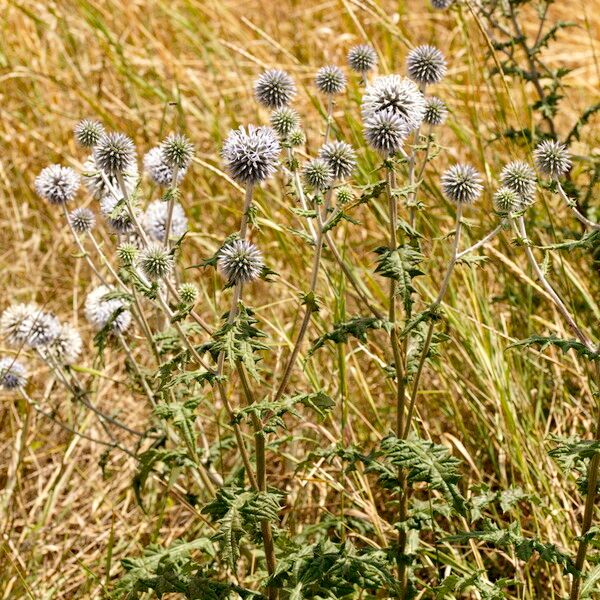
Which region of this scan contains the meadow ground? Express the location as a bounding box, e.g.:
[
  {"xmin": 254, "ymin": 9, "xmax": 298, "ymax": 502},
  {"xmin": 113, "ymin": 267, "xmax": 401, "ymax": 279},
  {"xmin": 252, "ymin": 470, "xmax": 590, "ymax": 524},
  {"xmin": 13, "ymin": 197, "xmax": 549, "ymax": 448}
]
[{"xmin": 0, "ymin": 0, "xmax": 599, "ymax": 598}]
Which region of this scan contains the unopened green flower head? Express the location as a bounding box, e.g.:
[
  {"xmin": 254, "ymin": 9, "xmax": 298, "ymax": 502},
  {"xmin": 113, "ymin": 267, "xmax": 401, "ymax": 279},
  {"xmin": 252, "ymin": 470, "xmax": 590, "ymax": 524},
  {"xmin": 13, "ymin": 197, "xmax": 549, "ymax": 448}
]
[
  {"xmin": 533, "ymin": 140, "xmax": 571, "ymax": 179},
  {"xmin": 315, "ymin": 65, "xmax": 346, "ymax": 95},
  {"xmin": 287, "ymin": 128, "xmax": 306, "ymax": 147},
  {"xmin": 160, "ymin": 133, "xmax": 194, "ymax": 170},
  {"xmin": 318, "ymin": 141, "xmax": 356, "ymax": 180},
  {"xmin": 117, "ymin": 242, "xmax": 139, "ymax": 267},
  {"xmin": 270, "ymin": 107, "xmax": 300, "ymax": 138},
  {"xmin": 178, "ymin": 283, "xmax": 199, "ymax": 304},
  {"xmin": 336, "ymin": 186, "xmax": 353, "ymax": 205},
  {"xmin": 139, "ymin": 244, "xmax": 174, "ymax": 280},
  {"xmin": 303, "ymin": 158, "xmax": 334, "ymax": 191},
  {"xmin": 74, "ymin": 119, "xmax": 105, "ymax": 148},
  {"xmin": 500, "ymin": 161, "xmax": 536, "ymax": 206},
  {"xmin": 493, "ymin": 186, "xmax": 520, "ymax": 216}
]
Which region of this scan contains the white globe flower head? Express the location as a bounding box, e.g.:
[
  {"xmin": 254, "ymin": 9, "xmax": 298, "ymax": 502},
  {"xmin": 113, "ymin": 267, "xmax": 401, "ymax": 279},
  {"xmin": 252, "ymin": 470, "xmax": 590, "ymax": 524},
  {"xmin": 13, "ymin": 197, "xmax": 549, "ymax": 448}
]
[
  {"xmin": 0, "ymin": 357, "xmax": 28, "ymax": 390},
  {"xmin": 100, "ymin": 194, "xmax": 136, "ymax": 234},
  {"xmin": 41, "ymin": 323, "xmax": 83, "ymax": 365},
  {"xmin": 143, "ymin": 199, "xmax": 188, "ymax": 243},
  {"xmin": 35, "ymin": 165, "xmax": 80, "ymax": 205},
  {"xmin": 84, "ymin": 285, "xmax": 132, "ymax": 333},
  {"xmin": 1, "ymin": 303, "xmax": 40, "ymax": 346},
  {"xmin": 82, "ymin": 154, "xmax": 138, "ymax": 200},
  {"xmin": 143, "ymin": 147, "xmax": 187, "ymax": 187}
]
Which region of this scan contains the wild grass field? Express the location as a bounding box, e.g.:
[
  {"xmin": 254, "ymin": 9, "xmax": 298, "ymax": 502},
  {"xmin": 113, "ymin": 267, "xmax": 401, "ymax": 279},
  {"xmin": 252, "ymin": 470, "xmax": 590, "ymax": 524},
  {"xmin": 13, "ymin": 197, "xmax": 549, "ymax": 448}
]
[{"xmin": 0, "ymin": 0, "xmax": 599, "ymax": 598}]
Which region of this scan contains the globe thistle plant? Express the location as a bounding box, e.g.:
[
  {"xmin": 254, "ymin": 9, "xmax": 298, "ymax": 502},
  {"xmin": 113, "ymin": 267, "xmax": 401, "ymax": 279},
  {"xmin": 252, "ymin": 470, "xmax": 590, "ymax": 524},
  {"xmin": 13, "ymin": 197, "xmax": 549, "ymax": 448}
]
[
  {"xmin": 361, "ymin": 75, "xmax": 426, "ymax": 131},
  {"xmin": 143, "ymin": 200, "xmax": 188, "ymax": 243},
  {"xmin": 287, "ymin": 128, "xmax": 306, "ymax": 147},
  {"xmin": 139, "ymin": 243, "xmax": 174, "ymax": 280},
  {"xmin": 493, "ymin": 186, "xmax": 520, "ymax": 216},
  {"xmin": 302, "ymin": 158, "xmax": 334, "ymax": 191},
  {"xmin": 336, "ymin": 186, "xmax": 353, "ymax": 205},
  {"xmin": 254, "ymin": 69, "xmax": 296, "ymax": 109},
  {"xmin": 0, "ymin": 357, "xmax": 27, "ymax": 390},
  {"xmin": 82, "ymin": 154, "xmax": 138, "ymax": 200},
  {"xmin": 222, "ymin": 125, "xmax": 281, "ymax": 186},
  {"xmin": 364, "ymin": 108, "xmax": 409, "ymax": 155},
  {"xmin": 84, "ymin": 285, "xmax": 132, "ymax": 333},
  {"xmin": 160, "ymin": 133, "xmax": 194, "ymax": 171},
  {"xmin": 533, "ymin": 139, "xmax": 571, "ymax": 179},
  {"xmin": 42, "ymin": 323, "xmax": 82, "ymax": 365},
  {"xmin": 100, "ymin": 195, "xmax": 135, "ymax": 234},
  {"xmin": 68, "ymin": 207, "xmax": 96, "ymax": 234},
  {"xmin": 74, "ymin": 119, "xmax": 105, "ymax": 147},
  {"xmin": 318, "ymin": 142, "xmax": 356, "ymax": 180},
  {"xmin": 218, "ymin": 239, "xmax": 264, "ymax": 286},
  {"xmin": 144, "ymin": 147, "xmax": 187, "ymax": 187},
  {"xmin": 423, "ymin": 96, "xmax": 448, "ymax": 126},
  {"xmin": 441, "ymin": 164, "xmax": 483, "ymax": 204},
  {"xmin": 406, "ymin": 45, "xmax": 447, "ymax": 86},
  {"xmin": 116, "ymin": 242, "xmax": 139, "ymax": 267},
  {"xmin": 315, "ymin": 65, "xmax": 346, "ymax": 96},
  {"xmin": 93, "ymin": 132, "xmax": 136, "ymax": 176},
  {"xmin": 500, "ymin": 161, "xmax": 536, "ymax": 206},
  {"xmin": 34, "ymin": 165, "xmax": 80, "ymax": 205},
  {"xmin": 270, "ymin": 107, "xmax": 300, "ymax": 138},
  {"xmin": 348, "ymin": 44, "xmax": 378, "ymax": 74},
  {"xmin": 178, "ymin": 283, "xmax": 199, "ymax": 305},
  {"xmin": 1, "ymin": 303, "xmax": 39, "ymax": 345},
  {"xmin": 18, "ymin": 311, "xmax": 61, "ymax": 349}
]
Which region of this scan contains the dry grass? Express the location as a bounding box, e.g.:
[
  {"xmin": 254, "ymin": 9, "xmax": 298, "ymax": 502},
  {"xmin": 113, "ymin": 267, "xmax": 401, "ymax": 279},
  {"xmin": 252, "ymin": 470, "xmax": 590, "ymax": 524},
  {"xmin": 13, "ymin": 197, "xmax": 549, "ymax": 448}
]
[{"xmin": 0, "ymin": 0, "xmax": 599, "ymax": 598}]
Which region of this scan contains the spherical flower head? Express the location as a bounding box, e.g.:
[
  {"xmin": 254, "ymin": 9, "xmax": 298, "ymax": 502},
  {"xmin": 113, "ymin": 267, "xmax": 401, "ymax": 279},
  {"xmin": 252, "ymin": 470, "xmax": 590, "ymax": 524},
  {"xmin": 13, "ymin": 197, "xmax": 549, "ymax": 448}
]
[
  {"xmin": 407, "ymin": 45, "xmax": 447, "ymax": 86},
  {"xmin": 35, "ymin": 165, "xmax": 80, "ymax": 205},
  {"xmin": 139, "ymin": 243, "xmax": 174, "ymax": 280},
  {"xmin": 117, "ymin": 242, "xmax": 139, "ymax": 267},
  {"xmin": 441, "ymin": 164, "xmax": 483, "ymax": 204},
  {"xmin": 18, "ymin": 311, "xmax": 61, "ymax": 349},
  {"xmin": 500, "ymin": 161, "xmax": 536, "ymax": 206},
  {"xmin": 143, "ymin": 199, "xmax": 188, "ymax": 243},
  {"xmin": 160, "ymin": 133, "xmax": 194, "ymax": 171},
  {"xmin": 144, "ymin": 147, "xmax": 187, "ymax": 187},
  {"xmin": 43, "ymin": 323, "xmax": 82, "ymax": 365},
  {"xmin": 303, "ymin": 158, "xmax": 334, "ymax": 191},
  {"xmin": 431, "ymin": 0, "xmax": 453, "ymax": 8},
  {"xmin": 348, "ymin": 44, "xmax": 378, "ymax": 74},
  {"xmin": 364, "ymin": 108, "xmax": 409, "ymax": 155},
  {"xmin": 0, "ymin": 357, "xmax": 27, "ymax": 390},
  {"xmin": 93, "ymin": 132, "xmax": 136, "ymax": 176},
  {"xmin": 68, "ymin": 207, "xmax": 96, "ymax": 234},
  {"xmin": 361, "ymin": 75, "xmax": 426, "ymax": 131},
  {"xmin": 318, "ymin": 141, "xmax": 356, "ymax": 180},
  {"xmin": 82, "ymin": 154, "xmax": 138, "ymax": 200},
  {"xmin": 336, "ymin": 186, "xmax": 354, "ymax": 205},
  {"xmin": 178, "ymin": 283, "xmax": 199, "ymax": 304},
  {"xmin": 315, "ymin": 65, "xmax": 346, "ymax": 95},
  {"xmin": 218, "ymin": 239, "xmax": 264, "ymax": 285},
  {"xmin": 74, "ymin": 119, "xmax": 105, "ymax": 147},
  {"xmin": 423, "ymin": 96, "xmax": 448, "ymax": 126},
  {"xmin": 287, "ymin": 128, "xmax": 306, "ymax": 147},
  {"xmin": 493, "ymin": 186, "xmax": 520, "ymax": 216},
  {"xmin": 533, "ymin": 139, "xmax": 571, "ymax": 179},
  {"xmin": 270, "ymin": 107, "xmax": 300, "ymax": 138},
  {"xmin": 84, "ymin": 285, "xmax": 132, "ymax": 333},
  {"xmin": 100, "ymin": 194, "xmax": 135, "ymax": 234},
  {"xmin": 222, "ymin": 125, "xmax": 281, "ymax": 185},
  {"xmin": 1, "ymin": 303, "xmax": 39, "ymax": 346},
  {"xmin": 254, "ymin": 69, "xmax": 296, "ymax": 109}
]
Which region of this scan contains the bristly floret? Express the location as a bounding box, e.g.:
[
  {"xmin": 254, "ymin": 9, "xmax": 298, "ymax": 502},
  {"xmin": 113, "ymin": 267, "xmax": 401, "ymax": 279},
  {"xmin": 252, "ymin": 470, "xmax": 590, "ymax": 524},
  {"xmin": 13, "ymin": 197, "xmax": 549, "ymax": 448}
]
[
  {"xmin": 318, "ymin": 141, "xmax": 357, "ymax": 180},
  {"xmin": 0, "ymin": 357, "xmax": 27, "ymax": 390},
  {"xmin": 406, "ymin": 45, "xmax": 447, "ymax": 86},
  {"xmin": 100, "ymin": 194, "xmax": 136, "ymax": 234},
  {"xmin": 117, "ymin": 242, "xmax": 139, "ymax": 267},
  {"xmin": 348, "ymin": 44, "xmax": 378, "ymax": 74},
  {"xmin": 315, "ymin": 65, "xmax": 347, "ymax": 95},
  {"xmin": 82, "ymin": 154, "xmax": 138, "ymax": 200},
  {"xmin": 178, "ymin": 283, "xmax": 199, "ymax": 304},
  {"xmin": 143, "ymin": 147, "xmax": 187, "ymax": 187},
  {"xmin": 302, "ymin": 159, "xmax": 334, "ymax": 191},
  {"xmin": 218, "ymin": 239, "xmax": 264, "ymax": 285},
  {"xmin": 74, "ymin": 119, "xmax": 105, "ymax": 147},
  {"xmin": 222, "ymin": 125, "xmax": 281, "ymax": 185},
  {"xmin": 254, "ymin": 69, "xmax": 296, "ymax": 109},
  {"xmin": 93, "ymin": 132, "xmax": 137, "ymax": 176},
  {"xmin": 42, "ymin": 323, "xmax": 83, "ymax": 365},
  {"xmin": 139, "ymin": 244, "xmax": 174, "ymax": 280},
  {"xmin": 143, "ymin": 199, "xmax": 188, "ymax": 243},
  {"xmin": 364, "ymin": 108, "xmax": 409, "ymax": 155},
  {"xmin": 441, "ymin": 164, "xmax": 483, "ymax": 204},
  {"xmin": 18, "ymin": 311, "xmax": 61, "ymax": 348},
  {"xmin": 493, "ymin": 187, "xmax": 520, "ymax": 216},
  {"xmin": 423, "ymin": 96, "xmax": 448, "ymax": 126},
  {"xmin": 84, "ymin": 285, "xmax": 132, "ymax": 333},
  {"xmin": 270, "ymin": 107, "xmax": 300, "ymax": 138},
  {"xmin": 361, "ymin": 75, "xmax": 426, "ymax": 131},
  {"xmin": 533, "ymin": 140, "xmax": 572, "ymax": 179},
  {"xmin": 34, "ymin": 165, "xmax": 80, "ymax": 205},
  {"xmin": 68, "ymin": 207, "xmax": 96, "ymax": 234},
  {"xmin": 500, "ymin": 161, "xmax": 536, "ymax": 206},
  {"xmin": 287, "ymin": 128, "xmax": 306, "ymax": 147},
  {"xmin": 160, "ymin": 133, "xmax": 195, "ymax": 170},
  {"xmin": 1, "ymin": 303, "xmax": 39, "ymax": 345}
]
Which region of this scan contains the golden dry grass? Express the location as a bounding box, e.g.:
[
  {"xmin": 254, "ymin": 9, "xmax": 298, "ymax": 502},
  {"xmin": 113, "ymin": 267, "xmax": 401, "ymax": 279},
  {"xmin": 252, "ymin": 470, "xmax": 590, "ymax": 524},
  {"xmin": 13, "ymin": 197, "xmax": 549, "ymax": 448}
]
[{"xmin": 1, "ymin": 0, "xmax": 599, "ymax": 598}]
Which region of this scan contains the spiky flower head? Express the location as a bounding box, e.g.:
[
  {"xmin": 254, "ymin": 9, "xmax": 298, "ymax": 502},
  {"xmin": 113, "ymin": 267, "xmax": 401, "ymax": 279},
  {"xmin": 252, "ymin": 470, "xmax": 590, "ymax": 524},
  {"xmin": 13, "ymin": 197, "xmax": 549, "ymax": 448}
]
[
  {"xmin": 178, "ymin": 283, "xmax": 199, "ymax": 304},
  {"xmin": 84, "ymin": 285, "xmax": 132, "ymax": 333},
  {"xmin": 222, "ymin": 125, "xmax": 281, "ymax": 185},
  {"xmin": 34, "ymin": 165, "xmax": 80, "ymax": 205},
  {"xmin": 364, "ymin": 108, "xmax": 409, "ymax": 155},
  {"xmin": 533, "ymin": 140, "xmax": 571, "ymax": 179},
  {"xmin": 315, "ymin": 65, "xmax": 346, "ymax": 95},
  {"xmin": 1, "ymin": 303, "xmax": 39, "ymax": 346},
  {"xmin": 254, "ymin": 69, "xmax": 296, "ymax": 109},
  {"xmin": 144, "ymin": 147, "xmax": 187, "ymax": 187},
  {"xmin": 423, "ymin": 96, "xmax": 448, "ymax": 126},
  {"xmin": 100, "ymin": 195, "xmax": 135, "ymax": 234},
  {"xmin": 143, "ymin": 200, "xmax": 188, "ymax": 243},
  {"xmin": 218, "ymin": 239, "xmax": 264, "ymax": 285},
  {"xmin": 18, "ymin": 311, "xmax": 61, "ymax": 348},
  {"xmin": 348, "ymin": 44, "xmax": 378, "ymax": 74},
  {"xmin": 93, "ymin": 132, "xmax": 136, "ymax": 176},
  {"xmin": 431, "ymin": 0, "xmax": 453, "ymax": 8},
  {"xmin": 318, "ymin": 141, "xmax": 356, "ymax": 180},
  {"xmin": 82, "ymin": 154, "xmax": 138, "ymax": 200},
  {"xmin": 493, "ymin": 186, "xmax": 520, "ymax": 216},
  {"xmin": 74, "ymin": 119, "xmax": 105, "ymax": 147},
  {"xmin": 116, "ymin": 242, "xmax": 139, "ymax": 267},
  {"xmin": 361, "ymin": 75, "xmax": 426, "ymax": 131},
  {"xmin": 336, "ymin": 186, "xmax": 353, "ymax": 205},
  {"xmin": 0, "ymin": 357, "xmax": 27, "ymax": 390},
  {"xmin": 43, "ymin": 323, "xmax": 82, "ymax": 365},
  {"xmin": 500, "ymin": 161, "xmax": 536, "ymax": 206},
  {"xmin": 406, "ymin": 45, "xmax": 447, "ymax": 86},
  {"xmin": 303, "ymin": 158, "xmax": 334, "ymax": 191},
  {"xmin": 287, "ymin": 128, "xmax": 306, "ymax": 147},
  {"xmin": 160, "ymin": 133, "xmax": 194, "ymax": 170},
  {"xmin": 139, "ymin": 244, "xmax": 174, "ymax": 280},
  {"xmin": 441, "ymin": 164, "xmax": 483, "ymax": 204},
  {"xmin": 68, "ymin": 207, "xmax": 96, "ymax": 234},
  {"xmin": 270, "ymin": 107, "xmax": 300, "ymax": 138}
]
